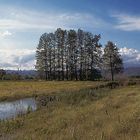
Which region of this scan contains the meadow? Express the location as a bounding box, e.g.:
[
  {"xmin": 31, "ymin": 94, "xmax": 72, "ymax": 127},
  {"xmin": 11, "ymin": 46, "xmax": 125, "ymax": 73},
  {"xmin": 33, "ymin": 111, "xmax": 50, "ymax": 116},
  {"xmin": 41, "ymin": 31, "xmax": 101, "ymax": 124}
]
[
  {"xmin": 0, "ymin": 81, "xmax": 103, "ymax": 101},
  {"xmin": 0, "ymin": 81, "xmax": 139, "ymax": 140}
]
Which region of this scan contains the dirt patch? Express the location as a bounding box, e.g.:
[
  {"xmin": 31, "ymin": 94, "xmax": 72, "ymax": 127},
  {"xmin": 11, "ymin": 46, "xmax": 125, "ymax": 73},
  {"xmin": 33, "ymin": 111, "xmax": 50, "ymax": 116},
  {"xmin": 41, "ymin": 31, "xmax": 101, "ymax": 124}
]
[{"xmin": 127, "ymin": 93, "xmax": 137, "ymax": 97}]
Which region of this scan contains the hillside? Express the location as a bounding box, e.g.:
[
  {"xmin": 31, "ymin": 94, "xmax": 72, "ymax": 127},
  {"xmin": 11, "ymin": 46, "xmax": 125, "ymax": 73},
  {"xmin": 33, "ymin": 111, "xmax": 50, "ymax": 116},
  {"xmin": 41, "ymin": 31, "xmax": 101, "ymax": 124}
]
[{"xmin": 124, "ymin": 67, "xmax": 140, "ymax": 76}]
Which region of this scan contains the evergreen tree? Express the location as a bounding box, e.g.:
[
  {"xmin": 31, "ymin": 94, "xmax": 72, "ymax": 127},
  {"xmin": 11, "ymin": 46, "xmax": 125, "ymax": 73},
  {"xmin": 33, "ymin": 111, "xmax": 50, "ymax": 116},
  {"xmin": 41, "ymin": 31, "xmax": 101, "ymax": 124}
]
[
  {"xmin": 36, "ymin": 33, "xmax": 48, "ymax": 79},
  {"xmin": 36, "ymin": 28, "xmax": 103, "ymax": 81},
  {"xmin": 67, "ymin": 30, "xmax": 77, "ymax": 80},
  {"xmin": 103, "ymin": 41, "xmax": 123, "ymax": 81},
  {"xmin": 77, "ymin": 29, "xmax": 85, "ymax": 80}
]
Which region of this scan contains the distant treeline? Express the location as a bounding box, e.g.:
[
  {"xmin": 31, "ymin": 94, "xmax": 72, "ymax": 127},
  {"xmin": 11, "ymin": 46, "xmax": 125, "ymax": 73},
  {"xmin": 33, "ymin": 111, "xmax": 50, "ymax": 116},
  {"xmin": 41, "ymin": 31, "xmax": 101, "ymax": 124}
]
[
  {"xmin": 0, "ymin": 69, "xmax": 35, "ymax": 80},
  {"xmin": 36, "ymin": 28, "xmax": 123, "ymax": 81}
]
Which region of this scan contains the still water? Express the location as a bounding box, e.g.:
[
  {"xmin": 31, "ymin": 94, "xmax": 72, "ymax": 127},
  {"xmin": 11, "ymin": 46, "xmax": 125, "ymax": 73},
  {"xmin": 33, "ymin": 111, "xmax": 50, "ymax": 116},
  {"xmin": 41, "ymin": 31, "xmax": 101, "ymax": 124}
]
[{"xmin": 0, "ymin": 98, "xmax": 37, "ymax": 120}]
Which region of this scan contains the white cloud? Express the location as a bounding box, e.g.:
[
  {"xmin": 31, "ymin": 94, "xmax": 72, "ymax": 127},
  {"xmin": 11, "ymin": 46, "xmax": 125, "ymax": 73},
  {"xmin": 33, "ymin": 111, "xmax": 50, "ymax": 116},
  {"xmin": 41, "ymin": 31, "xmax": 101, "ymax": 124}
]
[
  {"xmin": 112, "ymin": 13, "xmax": 140, "ymax": 31},
  {"xmin": 0, "ymin": 49, "xmax": 35, "ymax": 70},
  {"xmin": 119, "ymin": 47, "xmax": 140, "ymax": 66},
  {"xmin": 0, "ymin": 30, "xmax": 12, "ymax": 37},
  {"xmin": 0, "ymin": 6, "xmax": 139, "ymax": 69},
  {"xmin": 0, "ymin": 7, "xmax": 106, "ymax": 31},
  {"xmin": 0, "ymin": 47, "xmax": 139, "ymax": 70}
]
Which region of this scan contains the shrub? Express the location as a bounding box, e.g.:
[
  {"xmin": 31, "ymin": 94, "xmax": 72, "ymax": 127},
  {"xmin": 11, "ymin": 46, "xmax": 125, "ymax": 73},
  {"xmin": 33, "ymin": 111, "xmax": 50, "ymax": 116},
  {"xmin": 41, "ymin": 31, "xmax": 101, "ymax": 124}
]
[
  {"xmin": 106, "ymin": 81, "xmax": 120, "ymax": 89},
  {"xmin": 127, "ymin": 81, "xmax": 137, "ymax": 86}
]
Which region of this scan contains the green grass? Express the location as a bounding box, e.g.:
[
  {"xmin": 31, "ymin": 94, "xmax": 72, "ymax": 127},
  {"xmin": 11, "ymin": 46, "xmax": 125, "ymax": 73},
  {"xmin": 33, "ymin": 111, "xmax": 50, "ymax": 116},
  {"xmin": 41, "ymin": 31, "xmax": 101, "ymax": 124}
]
[{"xmin": 0, "ymin": 81, "xmax": 139, "ymax": 140}]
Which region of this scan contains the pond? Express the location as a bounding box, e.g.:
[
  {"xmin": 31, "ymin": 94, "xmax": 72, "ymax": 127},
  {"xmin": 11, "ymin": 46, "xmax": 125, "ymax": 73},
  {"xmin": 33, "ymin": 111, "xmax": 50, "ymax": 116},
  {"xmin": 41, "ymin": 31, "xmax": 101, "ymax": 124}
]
[{"xmin": 0, "ymin": 98, "xmax": 37, "ymax": 120}]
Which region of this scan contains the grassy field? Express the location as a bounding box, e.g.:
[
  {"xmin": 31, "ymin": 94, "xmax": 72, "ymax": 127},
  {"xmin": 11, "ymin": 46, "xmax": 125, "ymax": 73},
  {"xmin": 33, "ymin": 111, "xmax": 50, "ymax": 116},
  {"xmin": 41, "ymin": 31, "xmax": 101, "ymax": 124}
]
[
  {"xmin": 0, "ymin": 81, "xmax": 103, "ymax": 101},
  {"xmin": 0, "ymin": 81, "xmax": 139, "ymax": 140}
]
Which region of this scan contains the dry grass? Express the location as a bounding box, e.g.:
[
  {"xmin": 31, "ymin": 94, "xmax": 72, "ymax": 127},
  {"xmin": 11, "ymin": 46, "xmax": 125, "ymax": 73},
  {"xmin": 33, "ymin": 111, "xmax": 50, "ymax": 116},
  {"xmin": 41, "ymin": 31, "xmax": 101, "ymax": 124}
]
[
  {"xmin": 0, "ymin": 81, "xmax": 102, "ymax": 101},
  {"xmin": 0, "ymin": 82, "xmax": 139, "ymax": 140}
]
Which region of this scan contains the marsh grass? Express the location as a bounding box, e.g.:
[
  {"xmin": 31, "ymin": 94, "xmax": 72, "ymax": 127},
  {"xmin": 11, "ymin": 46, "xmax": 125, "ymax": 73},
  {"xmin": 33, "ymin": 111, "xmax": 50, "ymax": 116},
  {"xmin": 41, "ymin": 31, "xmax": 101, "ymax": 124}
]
[
  {"xmin": 0, "ymin": 81, "xmax": 103, "ymax": 101},
  {"xmin": 0, "ymin": 81, "xmax": 139, "ymax": 140}
]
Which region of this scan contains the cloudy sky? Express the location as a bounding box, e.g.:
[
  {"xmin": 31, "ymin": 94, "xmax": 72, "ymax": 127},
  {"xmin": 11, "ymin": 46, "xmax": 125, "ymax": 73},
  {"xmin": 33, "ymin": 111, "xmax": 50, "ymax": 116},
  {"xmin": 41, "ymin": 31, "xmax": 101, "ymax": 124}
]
[{"xmin": 0, "ymin": 0, "xmax": 140, "ymax": 70}]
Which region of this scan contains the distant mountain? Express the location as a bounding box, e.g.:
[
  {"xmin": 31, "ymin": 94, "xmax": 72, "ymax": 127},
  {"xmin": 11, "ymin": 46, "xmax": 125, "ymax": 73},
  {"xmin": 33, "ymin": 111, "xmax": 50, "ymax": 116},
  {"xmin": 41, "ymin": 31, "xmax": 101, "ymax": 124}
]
[
  {"xmin": 5, "ymin": 66, "xmax": 140, "ymax": 78},
  {"xmin": 6, "ymin": 70, "xmax": 37, "ymax": 76},
  {"xmin": 124, "ymin": 67, "xmax": 140, "ymax": 76}
]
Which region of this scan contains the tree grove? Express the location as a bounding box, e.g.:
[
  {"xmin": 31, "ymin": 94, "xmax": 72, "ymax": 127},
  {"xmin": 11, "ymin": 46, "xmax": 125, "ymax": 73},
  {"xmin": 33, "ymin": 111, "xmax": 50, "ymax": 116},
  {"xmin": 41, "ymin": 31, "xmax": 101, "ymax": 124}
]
[{"xmin": 36, "ymin": 28, "xmax": 102, "ymax": 80}]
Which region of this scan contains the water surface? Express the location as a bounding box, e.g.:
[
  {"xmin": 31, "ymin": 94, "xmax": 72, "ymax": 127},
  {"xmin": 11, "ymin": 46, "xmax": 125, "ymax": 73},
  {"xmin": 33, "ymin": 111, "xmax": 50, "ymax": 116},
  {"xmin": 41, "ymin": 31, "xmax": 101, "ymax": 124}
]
[{"xmin": 0, "ymin": 98, "xmax": 37, "ymax": 120}]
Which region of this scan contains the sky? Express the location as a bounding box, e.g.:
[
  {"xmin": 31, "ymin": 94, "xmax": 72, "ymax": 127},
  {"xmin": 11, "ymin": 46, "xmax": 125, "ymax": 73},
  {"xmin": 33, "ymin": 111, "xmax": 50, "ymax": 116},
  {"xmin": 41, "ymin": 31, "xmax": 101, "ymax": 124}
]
[{"xmin": 0, "ymin": 0, "xmax": 140, "ymax": 70}]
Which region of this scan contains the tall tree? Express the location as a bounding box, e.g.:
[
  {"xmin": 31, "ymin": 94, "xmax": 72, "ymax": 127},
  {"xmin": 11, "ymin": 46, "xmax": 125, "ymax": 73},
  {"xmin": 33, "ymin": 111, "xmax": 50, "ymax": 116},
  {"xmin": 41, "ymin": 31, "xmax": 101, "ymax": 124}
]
[
  {"xmin": 51, "ymin": 33, "xmax": 57, "ymax": 80},
  {"xmin": 67, "ymin": 30, "xmax": 77, "ymax": 80},
  {"xmin": 90, "ymin": 34, "xmax": 102, "ymax": 80},
  {"xmin": 36, "ymin": 28, "xmax": 103, "ymax": 81},
  {"xmin": 47, "ymin": 33, "xmax": 55, "ymax": 80},
  {"xmin": 103, "ymin": 41, "xmax": 123, "ymax": 81},
  {"xmin": 77, "ymin": 29, "xmax": 84, "ymax": 80},
  {"xmin": 55, "ymin": 28, "xmax": 67, "ymax": 80},
  {"xmin": 36, "ymin": 33, "xmax": 49, "ymax": 80}
]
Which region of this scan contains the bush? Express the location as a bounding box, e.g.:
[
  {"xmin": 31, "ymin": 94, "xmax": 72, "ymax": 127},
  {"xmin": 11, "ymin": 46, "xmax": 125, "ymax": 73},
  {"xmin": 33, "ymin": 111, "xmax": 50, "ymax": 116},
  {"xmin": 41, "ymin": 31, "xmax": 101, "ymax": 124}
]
[
  {"xmin": 2, "ymin": 74, "xmax": 22, "ymax": 80},
  {"xmin": 127, "ymin": 81, "xmax": 137, "ymax": 86},
  {"xmin": 106, "ymin": 81, "xmax": 120, "ymax": 89}
]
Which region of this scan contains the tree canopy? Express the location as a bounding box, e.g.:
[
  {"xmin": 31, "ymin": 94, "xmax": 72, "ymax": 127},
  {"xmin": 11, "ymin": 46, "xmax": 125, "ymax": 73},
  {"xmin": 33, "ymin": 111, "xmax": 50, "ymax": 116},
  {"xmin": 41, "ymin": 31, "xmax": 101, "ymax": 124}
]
[
  {"xmin": 36, "ymin": 28, "xmax": 102, "ymax": 80},
  {"xmin": 36, "ymin": 29, "xmax": 123, "ymax": 81}
]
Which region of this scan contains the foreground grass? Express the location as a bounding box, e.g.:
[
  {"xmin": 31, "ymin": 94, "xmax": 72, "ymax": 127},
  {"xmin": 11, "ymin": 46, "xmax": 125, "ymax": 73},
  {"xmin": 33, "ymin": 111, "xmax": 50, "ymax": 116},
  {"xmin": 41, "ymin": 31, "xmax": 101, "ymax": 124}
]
[{"xmin": 0, "ymin": 82, "xmax": 139, "ymax": 140}]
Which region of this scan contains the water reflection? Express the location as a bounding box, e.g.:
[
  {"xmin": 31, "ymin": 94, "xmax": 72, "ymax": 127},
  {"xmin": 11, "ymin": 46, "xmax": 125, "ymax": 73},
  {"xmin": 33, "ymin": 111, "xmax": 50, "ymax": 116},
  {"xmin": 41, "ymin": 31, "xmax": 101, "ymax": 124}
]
[{"xmin": 0, "ymin": 98, "xmax": 37, "ymax": 120}]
